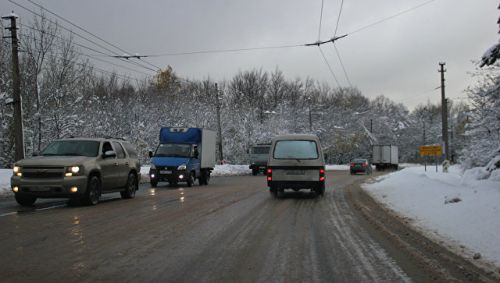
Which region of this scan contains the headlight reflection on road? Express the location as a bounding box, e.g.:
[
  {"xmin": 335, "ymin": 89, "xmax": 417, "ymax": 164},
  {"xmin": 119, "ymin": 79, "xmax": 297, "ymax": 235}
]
[
  {"xmin": 70, "ymin": 215, "xmax": 86, "ymax": 275},
  {"xmin": 149, "ymin": 188, "xmax": 156, "ymax": 196},
  {"xmin": 180, "ymin": 196, "xmax": 185, "ymax": 203}
]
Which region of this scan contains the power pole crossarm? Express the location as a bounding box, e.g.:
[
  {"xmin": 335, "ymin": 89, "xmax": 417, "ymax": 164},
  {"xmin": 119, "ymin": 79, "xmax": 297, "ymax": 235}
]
[
  {"xmin": 305, "ymin": 34, "xmax": 348, "ymax": 46},
  {"xmin": 2, "ymin": 12, "xmax": 25, "ymax": 161}
]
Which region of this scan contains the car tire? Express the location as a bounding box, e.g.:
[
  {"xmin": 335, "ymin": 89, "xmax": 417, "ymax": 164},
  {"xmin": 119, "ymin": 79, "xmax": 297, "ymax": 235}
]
[
  {"xmin": 269, "ymin": 186, "xmax": 278, "ymax": 198},
  {"xmin": 318, "ymin": 184, "xmax": 325, "ymax": 196},
  {"xmin": 186, "ymin": 172, "xmax": 194, "ymax": 187},
  {"xmin": 199, "ymin": 169, "xmax": 210, "ymax": 185},
  {"xmin": 84, "ymin": 175, "xmax": 101, "ymax": 206},
  {"xmin": 121, "ymin": 173, "xmax": 137, "ymax": 199},
  {"xmin": 15, "ymin": 194, "xmax": 37, "ymax": 206}
]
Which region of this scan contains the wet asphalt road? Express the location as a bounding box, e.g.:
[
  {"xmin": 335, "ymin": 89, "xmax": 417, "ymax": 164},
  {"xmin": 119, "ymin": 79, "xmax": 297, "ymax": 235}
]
[{"xmin": 0, "ymin": 171, "xmax": 411, "ymax": 282}]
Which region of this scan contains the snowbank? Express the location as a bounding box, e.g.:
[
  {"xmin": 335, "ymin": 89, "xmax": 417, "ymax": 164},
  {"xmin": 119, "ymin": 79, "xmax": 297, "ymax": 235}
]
[
  {"xmin": 363, "ymin": 165, "xmax": 500, "ymax": 267},
  {"xmin": 326, "ymin": 164, "xmax": 350, "ymax": 170}
]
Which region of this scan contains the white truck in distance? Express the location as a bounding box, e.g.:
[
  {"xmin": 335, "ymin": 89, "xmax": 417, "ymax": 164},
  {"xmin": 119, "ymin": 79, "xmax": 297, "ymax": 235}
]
[{"xmin": 372, "ymin": 145, "xmax": 399, "ymax": 171}]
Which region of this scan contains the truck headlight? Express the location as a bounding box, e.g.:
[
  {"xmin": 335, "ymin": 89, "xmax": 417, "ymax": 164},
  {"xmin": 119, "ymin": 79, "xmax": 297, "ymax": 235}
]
[
  {"xmin": 177, "ymin": 164, "xmax": 187, "ymax": 170},
  {"xmin": 13, "ymin": 166, "xmax": 22, "ymax": 176},
  {"xmin": 65, "ymin": 166, "xmax": 81, "ymax": 177}
]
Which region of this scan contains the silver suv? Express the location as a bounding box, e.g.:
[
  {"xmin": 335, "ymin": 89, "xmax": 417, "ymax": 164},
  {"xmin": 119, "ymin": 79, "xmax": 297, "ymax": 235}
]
[{"xmin": 10, "ymin": 138, "xmax": 140, "ymax": 206}]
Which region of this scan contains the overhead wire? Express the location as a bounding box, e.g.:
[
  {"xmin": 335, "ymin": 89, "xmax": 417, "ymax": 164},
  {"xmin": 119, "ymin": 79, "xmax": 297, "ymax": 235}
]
[
  {"xmin": 346, "ymin": 0, "xmax": 436, "ymax": 35},
  {"xmin": 333, "ymin": 43, "xmax": 352, "ymax": 87},
  {"xmin": 318, "ymin": 46, "xmax": 340, "ymax": 88},
  {"xmin": 333, "ymin": 0, "xmax": 344, "ymax": 38},
  {"xmin": 330, "ymin": 0, "xmax": 353, "ymax": 87},
  {"xmin": 18, "ymin": 23, "xmax": 153, "ymax": 75},
  {"xmin": 142, "ymin": 44, "xmax": 305, "ymax": 57},
  {"xmin": 8, "ymin": 0, "xmax": 157, "ymax": 73},
  {"xmin": 20, "ymin": 42, "xmax": 141, "ymax": 84},
  {"xmin": 318, "ymin": 0, "xmax": 325, "ymax": 41},
  {"xmin": 18, "ymin": 31, "xmax": 152, "ymax": 76},
  {"xmin": 25, "ymin": 0, "xmax": 161, "ymax": 70}
]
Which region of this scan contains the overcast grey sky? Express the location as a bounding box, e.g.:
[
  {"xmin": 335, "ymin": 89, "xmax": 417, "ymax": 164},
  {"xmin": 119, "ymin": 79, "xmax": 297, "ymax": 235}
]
[{"xmin": 1, "ymin": 0, "xmax": 498, "ymax": 109}]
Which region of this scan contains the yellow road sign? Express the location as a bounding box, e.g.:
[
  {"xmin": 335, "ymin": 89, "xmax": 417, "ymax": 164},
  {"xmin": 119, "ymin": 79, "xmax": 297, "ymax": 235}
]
[{"xmin": 419, "ymin": 145, "xmax": 442, "ymax": 157}]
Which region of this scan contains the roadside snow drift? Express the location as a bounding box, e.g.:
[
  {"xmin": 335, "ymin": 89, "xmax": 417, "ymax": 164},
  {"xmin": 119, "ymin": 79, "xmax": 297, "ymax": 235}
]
[{"xmin": 363, "ymin": 166, "xmax": 500, "ymax": 267}]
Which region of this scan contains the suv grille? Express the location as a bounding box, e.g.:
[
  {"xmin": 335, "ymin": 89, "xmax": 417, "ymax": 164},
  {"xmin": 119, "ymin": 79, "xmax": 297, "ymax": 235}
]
[{"xmin": 22, "ymin": 167, "xmax": 64, "ymax": 179}]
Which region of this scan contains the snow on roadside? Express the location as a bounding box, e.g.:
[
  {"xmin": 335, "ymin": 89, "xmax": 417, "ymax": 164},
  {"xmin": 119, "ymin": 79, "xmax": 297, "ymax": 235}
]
[
  {"xmin": 363, "ymin": 165, "xmax": 500, "ymax": 267},
  {"xmin": 326, "ymin": 164, "xmax": 350, "ymax": 170}
]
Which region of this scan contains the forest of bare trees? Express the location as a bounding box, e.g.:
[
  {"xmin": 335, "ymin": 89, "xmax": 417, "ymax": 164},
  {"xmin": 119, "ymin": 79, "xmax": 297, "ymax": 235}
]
[{"xmin": 1, "ymin": 15, "xmax": 497, "ymax": 169}]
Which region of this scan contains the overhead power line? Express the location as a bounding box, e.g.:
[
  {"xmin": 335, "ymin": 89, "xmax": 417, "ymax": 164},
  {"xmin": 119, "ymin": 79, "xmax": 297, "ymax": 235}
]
[
  {"xmin": 333, "ymin": 43, "xmax": 352, "ymax": 87},
  {"xmin": 318, "ymin": 0, "xmax": 325, "ymax": 41},
  {"xmin": 18, "ymin": 32, "xmax": 152, "ymax": 76},
  {"xmin": 141, "ymin": 44, "xmax": 305, "ymax": 57},
  {"xmin": 347, "ymin": 0, "xmax": 436, "ymax": 35},
  {"xmin": 25, "ymin": 0, "xmax": 161, "ymax": 70},
  {"xmin": 8, "ymin": 0, "xmax": 157, "ymax": 73},
  {"xmin": 318, "ymin": 46, "xmax": 340, "ymax": 88},
  {"xmin": 17, "ymin": 22, "xmax": 155, "ymax": 74},
  {"xmin": 333, "ymin": 0, "xmax": 344, "ymax": 38}
]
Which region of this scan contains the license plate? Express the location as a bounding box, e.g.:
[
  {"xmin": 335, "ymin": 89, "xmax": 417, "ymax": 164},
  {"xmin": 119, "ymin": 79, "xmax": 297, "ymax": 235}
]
[
  {"xmin": 30, "ymin": 186, "xmax": 51, "ymax": 192},
  {"xmin": 286, "ymin": 170, "xmax": 305, "ymax": 175},
  {"xmin": 160, "ymin": 170, "xmax": 172, "ymax": 174}
]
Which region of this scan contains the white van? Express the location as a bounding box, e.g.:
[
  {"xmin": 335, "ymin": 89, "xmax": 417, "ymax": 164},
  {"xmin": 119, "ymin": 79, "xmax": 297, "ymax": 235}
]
[{"xmin": 267, "ymin": 134, "xmax": 325, "ymax": 197}]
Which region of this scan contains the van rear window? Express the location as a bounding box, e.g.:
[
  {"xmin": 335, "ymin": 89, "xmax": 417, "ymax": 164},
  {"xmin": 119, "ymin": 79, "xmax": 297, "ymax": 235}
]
[{"xmin": 273, "ymin": 140, "xmax": 318, "ymax": 159}]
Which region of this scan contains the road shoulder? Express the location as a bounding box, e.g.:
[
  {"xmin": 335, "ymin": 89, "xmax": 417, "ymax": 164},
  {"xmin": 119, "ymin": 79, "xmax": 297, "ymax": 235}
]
[{"xmin": 345, "ymin": 177, "xmax": 500, "ymax": 283}]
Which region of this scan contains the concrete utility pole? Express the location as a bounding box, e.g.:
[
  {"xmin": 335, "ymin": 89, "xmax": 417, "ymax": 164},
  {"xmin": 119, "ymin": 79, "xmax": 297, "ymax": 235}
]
[
  {"xmin": 214, "ymin": 83, "xmax": 224, "ymax": 163},
  {"xmin": 439, "ymin": 62, "xmax": 450, "ymax": 161},
  {"xmin": 2, "ymin": 12, "xmax": 25, "ymax": 161}
]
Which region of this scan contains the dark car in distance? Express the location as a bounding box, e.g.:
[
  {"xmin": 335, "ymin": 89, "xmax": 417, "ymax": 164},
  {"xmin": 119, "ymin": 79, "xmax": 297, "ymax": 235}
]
[{"xmin": 350, "ymin": 158, "xmax": 372, "ymax": 175}]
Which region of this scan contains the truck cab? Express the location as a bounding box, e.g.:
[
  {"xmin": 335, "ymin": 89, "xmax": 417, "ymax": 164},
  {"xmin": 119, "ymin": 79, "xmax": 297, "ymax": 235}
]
[
  {"xmin": 149, "ymin": 128, "xmax": 216, "ymax": 187},
  {"xmin": 248, "ymin": 144, "xmax": 271, "ymax": 175}
]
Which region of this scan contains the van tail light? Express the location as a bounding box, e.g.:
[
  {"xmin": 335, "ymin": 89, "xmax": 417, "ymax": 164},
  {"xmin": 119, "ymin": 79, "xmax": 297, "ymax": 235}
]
[
  {"xmin": 319, "ymin": 168, "xmax": 325, "ymax": 181},
  {"xmin": 267, "ymin": 168, "xmax": 272, "ymax": 181}
]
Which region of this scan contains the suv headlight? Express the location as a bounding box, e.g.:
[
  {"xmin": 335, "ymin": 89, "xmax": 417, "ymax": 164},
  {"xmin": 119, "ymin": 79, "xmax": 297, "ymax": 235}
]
[
  {"xmin": 13, "ymin": 166, "xmax": 22, "ymax": 177},
  {"xmin": 65, "ymin": 166, "xmax": 81, "ymax": 177},
  {"xmin": 177, "ymin": 164, "xmax": 187, "ymax": 170}
]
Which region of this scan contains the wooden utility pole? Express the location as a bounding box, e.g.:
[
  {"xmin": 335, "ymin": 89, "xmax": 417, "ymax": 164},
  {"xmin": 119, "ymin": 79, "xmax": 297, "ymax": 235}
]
[
  {"xmin": 2, "ymin": 12, "xmax": 24, "ymax": 161},
  {"xmin": 214, "ymin": 83, "xmax": 224, "ymax": 163},
  {"xmin": 439, "ymin": 62, "xmax": 449, "ymax": 161}
]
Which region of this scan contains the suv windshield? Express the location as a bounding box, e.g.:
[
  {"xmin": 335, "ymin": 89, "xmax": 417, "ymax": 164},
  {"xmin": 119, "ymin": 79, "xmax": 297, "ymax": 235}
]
[
  {"xmin": 155, "ymin": 143, "xmax": 192, "ymax": 157},
  {"xmin": 41, "ymin": 140, "xmax": 100, "ymax": 157},
  {"xmin": 273, "ymin": 140, "xmax": 318, "ymax": 159},
  {"xmin": 252, "ymin": 146, "xmax": 270, "ymax": 154}
]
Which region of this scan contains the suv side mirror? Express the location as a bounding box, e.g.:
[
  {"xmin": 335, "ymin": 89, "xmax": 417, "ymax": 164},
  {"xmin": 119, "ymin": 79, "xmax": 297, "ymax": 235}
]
[
  {"xmin": 148, "ymin": 151, "xmax": 153, "ymax": 158},
  {"xmin": 103, "ymin": 150, "xmax": 116, "ymax": 158}
]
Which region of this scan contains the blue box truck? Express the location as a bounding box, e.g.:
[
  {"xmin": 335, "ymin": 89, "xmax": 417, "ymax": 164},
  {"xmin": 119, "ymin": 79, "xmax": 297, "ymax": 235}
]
[{"xmin": 149, "ymin": 128, "xmax": 216, "ymax": 187}]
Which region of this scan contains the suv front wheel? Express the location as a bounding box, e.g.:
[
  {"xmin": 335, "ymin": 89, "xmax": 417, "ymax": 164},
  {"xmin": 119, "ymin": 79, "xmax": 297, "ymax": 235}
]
[
  {"xmin": 15, "ymin": 194, "xmax": 37, "ymax": 206},
  {"xmin": 121, "ymin": 173, "xmax": 137, "ymax": 199},
  {"xmin": 84, "ymin": 175, "xmax": 101, "ymax": 205}
]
